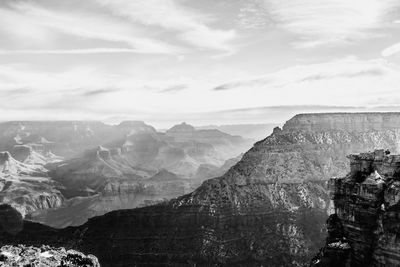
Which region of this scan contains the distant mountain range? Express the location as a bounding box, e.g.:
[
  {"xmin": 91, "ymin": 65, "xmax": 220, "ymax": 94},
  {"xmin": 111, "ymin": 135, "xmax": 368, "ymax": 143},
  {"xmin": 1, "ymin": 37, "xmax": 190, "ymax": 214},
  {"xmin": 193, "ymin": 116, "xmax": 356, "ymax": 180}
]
[
  {"xmin": 0, "ymin": 121, "xmax": 252, "ymax": 227},
  {"xmin": 196, "ymin": 123, "xmax": 279, "ymax": 140}
]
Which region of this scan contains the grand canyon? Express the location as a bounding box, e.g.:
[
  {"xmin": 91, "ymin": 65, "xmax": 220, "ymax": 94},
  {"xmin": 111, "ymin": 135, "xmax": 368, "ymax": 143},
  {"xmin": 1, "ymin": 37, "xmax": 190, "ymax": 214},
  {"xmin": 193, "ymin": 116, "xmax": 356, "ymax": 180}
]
[
  {"xmin": 2, "ymin": 0, "xmax": 400, "ymax": 265},
  {"xmin": 3, "ymin": 113, "xmax": 400, "ymax": 266}
]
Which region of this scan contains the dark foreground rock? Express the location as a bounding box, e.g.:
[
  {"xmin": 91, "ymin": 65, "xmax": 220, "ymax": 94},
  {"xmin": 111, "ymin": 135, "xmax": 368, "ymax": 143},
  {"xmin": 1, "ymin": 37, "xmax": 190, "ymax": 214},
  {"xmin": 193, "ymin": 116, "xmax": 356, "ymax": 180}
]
[{"xmin": 311, "ymin": 150, "xmax": 400, "ymax": 266}]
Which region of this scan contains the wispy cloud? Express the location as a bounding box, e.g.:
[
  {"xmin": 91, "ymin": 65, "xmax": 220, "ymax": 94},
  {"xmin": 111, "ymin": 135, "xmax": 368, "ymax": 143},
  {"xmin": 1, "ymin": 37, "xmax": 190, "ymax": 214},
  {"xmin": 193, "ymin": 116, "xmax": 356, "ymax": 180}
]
[
  {"xmin": 259, "ymin": 0, "xmax": 400, "ymax": 48},
  {"xmin": 82, "ymin": 88, "xmax": 118, "ymax": 96},
  {"xmin": 0, "ymin": 0, "xmax": 237, "ymax": 55},
  {"xmin": 382, "ymin": 43, "xmax": 400, "ymax": 57},
  {"xmin": 213, "ymin": 57, "xmax": 389, "ymax": 90},
  {"xmin": 158, "ymin": 84, "xmax": 188, "ymax": 93},
  {"xmin": 94, "ymin": 0, "xmax": 237, "ymax": 53},
  {"xmin": 0, "ymin": 1, "xmax": 182, "ymax": 54},
  {"xmin": 0, "ymin": 48, "xmax": 155, "ymax": 55}
]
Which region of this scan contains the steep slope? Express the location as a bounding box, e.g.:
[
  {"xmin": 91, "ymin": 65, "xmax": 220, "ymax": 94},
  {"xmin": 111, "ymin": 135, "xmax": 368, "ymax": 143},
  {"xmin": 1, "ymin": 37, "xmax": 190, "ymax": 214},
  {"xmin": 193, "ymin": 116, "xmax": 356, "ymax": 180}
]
[{"xmin": 4, "ymin": 113, "xmax": 400, "ymax": 266}]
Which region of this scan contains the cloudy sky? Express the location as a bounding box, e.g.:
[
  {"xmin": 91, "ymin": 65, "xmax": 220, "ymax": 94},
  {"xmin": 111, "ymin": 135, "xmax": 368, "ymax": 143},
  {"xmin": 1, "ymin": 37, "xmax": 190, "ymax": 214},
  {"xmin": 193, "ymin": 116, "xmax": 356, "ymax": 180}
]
[{"xmin": 1, "ymin": 0, "xmax": 400, "ymax": 127}]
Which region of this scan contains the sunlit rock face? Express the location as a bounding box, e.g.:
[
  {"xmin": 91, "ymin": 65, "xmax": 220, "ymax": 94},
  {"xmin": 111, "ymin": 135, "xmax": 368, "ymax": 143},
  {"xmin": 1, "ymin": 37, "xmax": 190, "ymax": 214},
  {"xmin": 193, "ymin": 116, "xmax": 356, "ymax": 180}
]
[
  {"xmin": 311, "ymin": 150, "xmax": 400, "ymax": 267},
  {"xmin": 4, "ymin": 113, "xmax": 400, "ymax": 266},
  {"xmin": 0, "ymin": 151, "xmax": 63, "ymax": 217},
  {"xmin": 0, "ymin": 245, "xmax": 99, "ymax": 267}
]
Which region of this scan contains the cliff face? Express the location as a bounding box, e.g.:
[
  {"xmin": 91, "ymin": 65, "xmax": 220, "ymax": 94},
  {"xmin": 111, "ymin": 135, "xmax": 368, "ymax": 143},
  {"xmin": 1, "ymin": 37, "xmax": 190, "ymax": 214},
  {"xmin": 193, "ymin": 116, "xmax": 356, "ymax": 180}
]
[
  {"xmin": 312, "ymin": 150, "xmax": 400, "ymax": 267},
  {"xmin": 284, "ymin": 113, "xmax": 400, "ymax": 132},
  {"xmin": 4, "ymin": 113, "xmax": 400, "ymax": 266},
  {"xmin": 229, "ymin": 113, "xmax": 400, "ymax": 185}
]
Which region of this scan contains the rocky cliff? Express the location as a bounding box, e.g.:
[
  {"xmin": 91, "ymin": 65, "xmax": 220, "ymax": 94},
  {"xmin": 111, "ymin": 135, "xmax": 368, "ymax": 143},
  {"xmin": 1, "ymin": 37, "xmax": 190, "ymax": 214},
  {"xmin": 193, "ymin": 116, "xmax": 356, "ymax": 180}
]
[
  {"xmin": 4, "ymin": 113, "xmax": 400, "ymax": 266},
  {"xmin": 311, "ymin": 149, "xmax": 400, "ymax": 267}
]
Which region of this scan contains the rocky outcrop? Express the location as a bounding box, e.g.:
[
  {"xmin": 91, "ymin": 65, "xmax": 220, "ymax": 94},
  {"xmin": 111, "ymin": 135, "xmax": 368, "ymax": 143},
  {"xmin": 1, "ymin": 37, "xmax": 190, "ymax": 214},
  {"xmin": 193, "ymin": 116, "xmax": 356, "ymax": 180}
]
[
  {"xmin": 311, "ymin": 150, "xmax": 400, "ymax": 266},
  {"xmin": 0, "ymin": 245, "xmax": 99, "ymax": 267}
]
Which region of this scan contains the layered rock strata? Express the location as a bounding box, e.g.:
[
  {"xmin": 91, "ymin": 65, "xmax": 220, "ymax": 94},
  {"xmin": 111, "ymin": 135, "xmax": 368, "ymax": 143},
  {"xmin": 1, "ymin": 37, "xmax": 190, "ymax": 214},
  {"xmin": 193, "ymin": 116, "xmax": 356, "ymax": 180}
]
[
  {"xmin": 0, "ymin": 152, "xmax": 63, "ymax": 216},
  {"xmin": 312, "ymin": 150, "xmax": 400, "ymax": 266}
]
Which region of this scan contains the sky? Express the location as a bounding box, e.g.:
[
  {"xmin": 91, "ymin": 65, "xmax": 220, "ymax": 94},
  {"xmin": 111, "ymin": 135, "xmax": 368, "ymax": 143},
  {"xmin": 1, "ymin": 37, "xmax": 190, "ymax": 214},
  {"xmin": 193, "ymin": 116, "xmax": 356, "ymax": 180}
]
[{"xmin": 1, "ymin": 0, "xmax": 400, "ymax": 128}]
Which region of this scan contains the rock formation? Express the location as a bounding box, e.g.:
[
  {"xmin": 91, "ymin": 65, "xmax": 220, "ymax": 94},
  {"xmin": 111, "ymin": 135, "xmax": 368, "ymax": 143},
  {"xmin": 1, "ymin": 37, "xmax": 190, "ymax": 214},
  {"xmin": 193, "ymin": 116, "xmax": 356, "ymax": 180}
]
[
  {"xmin": 0, "ymin": 245, "xmax": 99, "ymax": 267},
  {"xmin": 0, "ymin": 152, "xmax": 63, "ymax": 216},
  {"xmin": 311, "ymin": 149, "xmax": 400, "ymax": 266},
  {"xmin": 28, "ymin": 147, "xmax": 193, "ymax": 228},
  {"xmin": 4, "ymin": 113, "xmax": 400, "ymax": 266},
  {"xmin": 0, "ymin": 121, "xmax": 250, "ymax": 226}
]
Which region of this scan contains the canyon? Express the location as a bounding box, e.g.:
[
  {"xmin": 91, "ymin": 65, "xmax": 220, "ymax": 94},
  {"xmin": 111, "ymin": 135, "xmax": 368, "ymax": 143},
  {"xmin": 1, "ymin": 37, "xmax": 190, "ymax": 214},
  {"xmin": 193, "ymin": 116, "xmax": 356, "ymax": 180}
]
[
  {"xmin": 0, "ymin": 121, "xmax": 251, "ymax": 228},
  {"xmin": 3, "ymin": 113, "xmax": 400, "ymax": 266}
]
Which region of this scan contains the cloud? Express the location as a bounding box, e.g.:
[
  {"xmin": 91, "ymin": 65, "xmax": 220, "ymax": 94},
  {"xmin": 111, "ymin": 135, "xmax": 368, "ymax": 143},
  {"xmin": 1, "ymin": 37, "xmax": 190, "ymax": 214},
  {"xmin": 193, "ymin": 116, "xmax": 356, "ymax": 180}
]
[
  {"xmin": 259, "ymin": 0, "xmax": 400, "ymax": 48},
  {"xmin": 382, "ymin": 43, "xmax": 400, "ymax": 57},
  {"xmin": 94, "ymin": 0, "xmax": 237, "ymax": 53},
  {"xmin": 0, "ymin": 2, "xmax": 181, "ymax": 54},
  {"xmin": 213, "ymin": 57, "xmax": 389, "ymax": 90},
  {"xmin": 82, "ymin": 88, "xmax": 117, "ymax": 96},
  {"xmin": 158, "ymin": 84, "xmax": 188, "ymax": 93},
  {"xmin": 0, "ymin": 48, "xmax": 154, "ymax": 55},
  {"xmin": 1, "ymin": 56, "xmax": 400, "ymax": 127}
]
